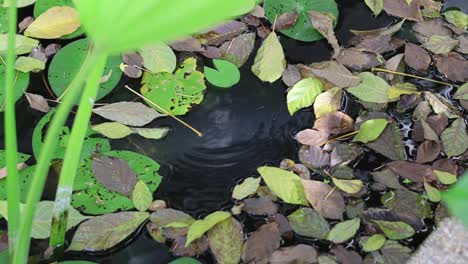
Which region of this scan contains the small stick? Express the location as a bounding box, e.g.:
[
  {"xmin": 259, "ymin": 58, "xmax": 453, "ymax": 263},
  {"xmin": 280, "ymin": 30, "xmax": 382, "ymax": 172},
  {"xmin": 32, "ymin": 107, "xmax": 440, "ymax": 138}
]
[
  {"xmin": 317, "ymin": 130, "xmax": 359, "ymax": 147},
  {"xmin": 371, "ymin": 67, "xmax": 455, "ymax": 87},
  {"xmin": 324, "ymin": 186, "xmax": 336, "ymax": 200},
  {"xmin": 125, "ymin": 85, "xmax": 203, "ymax": 137}
]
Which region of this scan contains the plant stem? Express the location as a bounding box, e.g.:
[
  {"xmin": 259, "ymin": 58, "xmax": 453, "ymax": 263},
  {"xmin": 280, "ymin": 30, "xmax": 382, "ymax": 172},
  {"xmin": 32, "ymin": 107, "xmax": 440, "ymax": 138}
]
[
  {"xmin": 4, "ymin": 0, "xmax": 20, "ymax": 259},
  {"xmin": 371, "ymin": 67, "xmax": 455, "ymax": 87},
  {"xmin": 317, "ymin": 131, "xmax": 359, "ymax": 147},
  {"xmin": 13, "ymin": 53, "xmax": 100, "ymax": 264},
  {"xmin": 49, "ymin": 51, "xmax": 108, "ymax": 250}
]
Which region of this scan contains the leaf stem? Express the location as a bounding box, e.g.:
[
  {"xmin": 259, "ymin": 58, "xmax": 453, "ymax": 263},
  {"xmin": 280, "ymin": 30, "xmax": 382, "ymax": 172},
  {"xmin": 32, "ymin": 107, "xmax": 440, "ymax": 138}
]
[
  {"xmin": 125, "ymin": 85, "xmax": 203, "ymax": 137},
  {"xmin": 371, "ymin": 67, "xmax": 455, "ymax": 87},
  {"xmin": 317, "ymin": 131, "xmax": 359, "ymax": 147}
]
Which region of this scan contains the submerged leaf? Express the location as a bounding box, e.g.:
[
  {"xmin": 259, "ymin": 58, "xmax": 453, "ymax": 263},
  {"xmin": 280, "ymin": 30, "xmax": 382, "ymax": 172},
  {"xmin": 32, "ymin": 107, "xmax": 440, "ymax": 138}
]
[
  {"xmin": 186, "ymin": 211, "xmax": 231, "ymax": 246},
  {"xmin": 92, "ymin": 155, "xmax": 138, "ymax": 197},
  {"xmin": 361, "ymin": 234, "xmax": 386, "ymax": 252},
  {"xmin": 287, "ymin": 77, "xmax": 324, "ymax": 115},
  {"xmin": 327, "ymin": 218, "xmax": 360, "ymax": 243},
  {"xmin": 25, "ymin": 6, "xmax": 80, "ymax": 39},
  {"xmin": 251, "ymin": 32, "xmax": 286, "ymax": 83},
  {"xmin": 257, "ymin": 166, "xmax": 308, "ymax": 205}
]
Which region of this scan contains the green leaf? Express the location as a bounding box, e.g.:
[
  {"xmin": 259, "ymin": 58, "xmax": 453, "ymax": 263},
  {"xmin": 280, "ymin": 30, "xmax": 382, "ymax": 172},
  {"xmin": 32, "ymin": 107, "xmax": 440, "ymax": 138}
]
[
  {"xmin": 232, "ymin": 177, "xmax": 261, "ymax": 200},
  {"xmin": 204, "ymin": 59, "xmax": 240, "ymax": 88},
  {"xmin": 287, "ymin": 77, "xmax": 324, "ymax": 115},
  {"xmin": 14, "ymin": 56, "xmax": 45, "ymax": 73},
  {"xmin": 48, "ymin": 38, "xmax": 122, "ymax": 103},
  {"xmin": 33, "ymin": 0, "xmax": 84, "ymax": 39},
  {"xmin": 423, "ymin": 35, "xmax": 459, "ymax": 54},
  {"xmin": 313, "ymin": 87, "xmax": 343, "ymax": 119},
  {"xmin": 364, "ymin": 0, "xmax": 383, "ymax": 16},
  {"xmin": 0, "ymin": 165, "xmax": 35, "ymax": 202},
  {"xmin": 92, "ymin": 122, "xmax": 134, "ymax": 139},
  {"xmin": 434, "ymin": 170, "xmax": 457, "ymax": 185},
  {"xmin": 0, "ymin": 5, "xmax": 6, "ymax": 34},
  {"xmin": 132, "ymin": 127, "xmax": 170, "ymax": 140},
  {"xmin": 443, "ymin": 10, "xmax": 467, "ymax": 29},
  {"xmin": 0, "ymin": 34, "xmax": 39, "ymax": 55},
  {"xmin": 257, "ymin": 166, "xmax": 308, "ymax": 205},
  {"xmin": 132, "ymin": 180, "xmax": 153, "ymax": 212},
  {"xmin": 353, "ymin": 119, "xmax": 389, "ymax": 143},
  {"xmin": 140, "ymin": 42, "xmax": 177, "ymax": 73},
  {"xmin": 424, "ymin": 181, "xmax": 441, "ymax": 202},
  {"xmin": 443, "ymin": 173, "xmax": 468, "ymax": 226},
  {"xmin": 374, "ymin": 220, "xmax": 415, "ymax": 240},
  {"xmin": 141, "ymin": 57, "xmax": 206, "ymax": 116},
  {"xmin": 331, "ymin": 177, "xmax": 363, "ymax": 194},
  {"xmin": 454, "ymin": 83, "xmax": 468, "ymax": 100},
  {"xmin": 169, "ymin": 258, "xmax": 202, "ymax": 264},
  {"xmin": 68, "ymin": 211, "xmax": 149, "ymax": 251},
  {"xmin": 287, "ymin": 208, "xmax": 330, "ymax": 239},
  {"xmin": 361, "ymin": 234, "xmax": 386, "ymax": 252},
  {"xmin": 186, "ymin": 211, "xmax": 231, "ymax": 246},
  {"xmin": 74, "ymin": 0, "xmax": 256, "ymax": 54},
  {"xmin": 326, "ymin": 218, "xmax": 360, "ymax": 243},
  {"xmin": 3, "ymin": 0, "xmax": 36, "ymax": 7},
  {"xmin": 0, "ymin": 63, "xmax": 29, "ymax": 109},
  {"xmin": 264, "ymin": 0, "xmax": 339, "ymax": 42},
  {"xmin": 387, "ymin": 82, "xmax": 420, "ymax": 101},
  {"xmin": 440, "ymin": 118, "xmax": 468, "ymax": 157},
  {"xmin": 251, "ymin": 32, "xmax": 286, "ymax": 83},
  {"xmin": 347, "ymin": 72, "xmax": 390, "ymax": 104},
  {"xmin": 207, "ymin": 217, "xmax": 243, "ymax": 264}
]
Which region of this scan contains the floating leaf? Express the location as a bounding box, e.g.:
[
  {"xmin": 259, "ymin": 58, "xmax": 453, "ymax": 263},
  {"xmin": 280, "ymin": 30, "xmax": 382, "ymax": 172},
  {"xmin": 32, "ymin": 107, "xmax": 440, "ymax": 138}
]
[
  {"xmin": 353, "ymin": 119, "xmax": 388, "ymax": 143},
  {"xmin": 364, "ymin": 0, "xmax": 384, "ymax": 16},
  {"xmin": 251, "ymin": 32, "xmax": 286, "ymax": 83},
  {"xmin": 434, "ymin": 170, "xmax": 457, "ymax": 185},
  {"xmin": 374, "ymin": 220, "xmax": 415, "ymax": 240},
  {"xmin": 25, "ymin": 6, "xmax": 80, "ymax": 39},
  {"xmin": 282, "ymin": 64, "xmax": 301, "ymax": 87},
  {"xmin": 387, "ymin": 82, "xmax": 419, "ymax": 101},
  {"xmin": 186, "ymin": 211, "xmax": 231, "ymax": 246},
  {"xmin": 424, "ymin": 181, "xmax": 441, "ymax": 202},
  {"xmin": 264, "ymin": 0, "xmax": 339, "ymax": 42},
  {"xmin": 331, "ymin": 177, "xmax": 363, "ymax": 194},
  {"xmin": 347, "ymin": 72, "xmax": 390, "ymax": 104},
  {"xmin": 440, "ymin": 118, "xmax": 468, "ymax": 157},
  {"xmin": 92, "ymin": 122, "xmax": 134, "ymax": 139},
  {"xmin": 257, "ymin": 166, "xmax": 308, "ymax": 205},
  {"xmin": 308, "ymin": 61, "xmax": 360, "ymax": 88},
  {"xmin": 14, "ymin": 56, "xmax": 45, "ymax": 73},
  {"xmin": 275, "ymin": 11, "xmax": 299, "ymax": 30},
  {"xmin": 68, "ymin": 211, "xmax": 149, "ymax": 251},
  {"xmin": 270, "ymin": 244, "xmax": 318, "ymax": 264},
  {"xmin": 25, "ymin": 92, "xmax": 49, "ymax": 113},
  {"xmin": 232, "ymin": 177, "xmax": 261, "ymax": 200},
  {"xmin": 132, "ymin": 180, "xmax": 153, "ymax": 212},
  {"xmin": 207, "ymin": 217, "xmax": 243, "ymax": 264},
  {"xmin": 380, "ymin": 240, "xmax": 412, "ymax": 264},
  {"xmin": 132, "ymin": 127, "xmax": 170, "ymax": 140},
  {"xmin": 336, "ymin": 48, "xmax": 382, "ymax": 71},
  {"xmin": 140, "ymin": 42, "xmax": 176, "ymax": 74},
  {"xmin": 404, "ymin": 43, "xmax": 431, "ymax": 72},
  {"xmin": 308, "ymin": 11, "xmax": 340, "ymax": 56},
  {"xmin": 313, "ymin": 111, "xmax": 354, "ymax": 134},
  {"xmin": 327, "ymin": 218, "xmax": 360, "ymax": 243},
  {"xmin": 372, "ymin": 168, "xmax": 403, "ymax": 191},
  {"xmin": 301, "ymin": 179, "xmax": 345, "ymax": 219},
  {"xmin": 92, "ymin": 155, "xmax": 138, "ymax": 197},
  {"xmin": 33, "ymin": 0, "xmax": 84, "ymax": 39},
  {"xmin": 434, "ymin": 52, "xmax": 468, "ymax": 82},
  {"xmin": 295, "ymin": 129, "xmax": 329, "ymax": 146},
  {"xmin": 204, "ymin": 59, "xmax": 240, "ymax": 88},
  {"xmin": 149, "ymin": 208, "xmax": 195, "ymax": 228},
  {"xmin": 287, "ymin": 77, "xmax": 323, "ymax": 115},
  {"xmin": 415, "ymin": 140, "xmax": 440, "ymax": 164},
  {"xmin": 383, "ymin": 0, "xmax": 423, "ymax": 21},
  {"xmin": 168, "ymin": 258, "xmax": 202, "ymax": 264},
  {"xmin": 0, "ymin": 34, "xmax": 39, "ymax": 55},
  {"xmin": 387, "ymin": 161, "xmax": 436, "ymax": 183},
  {"xmin": 423, "ymin": 35, "xmax": 459, "ymax": 54},
  {"xmin": 314, "ymin": 87, "xmax": 343, "ymax": 119},
  {"xmin": 443, "ymin": 10, "xmax": 468, "ymax": 29},
  {"xmin": 220, "ymin": 32, "xmax": 255, "ymax": 67},
  {"xmin": 454, "ymin": 83, "xmax": 468, "ymax": 100},
  {"xmin": 299, "ymin": 146, "xmax": 330, "ymax": 169},
  {"xmin": 242, "ymin": 222, "xmax": 281, "ymax": 263},
  {"xmin": 330, "ymin": 143, "xmax": 363, "ymax": 167},
  {"xmin": 93, "ymin": 102, "xmax": 163, "ymax": 127},
  {"xmin": 361, "ymin": 234, "xmax": 386, "ymax": 252},
  {"xmin": 197, "ymin": 20, "xmax": 247, "ymax": 46},
  {"xmin": 287, "ymin": 208, "xmax": 330, "ymax": 239},
  {"xmin": 242, "ymin": 197, "xmax": 278, "ymax": 215}
]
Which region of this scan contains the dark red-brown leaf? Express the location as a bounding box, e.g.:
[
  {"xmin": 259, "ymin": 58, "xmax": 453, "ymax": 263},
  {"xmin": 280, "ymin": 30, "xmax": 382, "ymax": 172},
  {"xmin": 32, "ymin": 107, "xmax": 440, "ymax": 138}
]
[
  {"xmin": 386, "ymin": 160, "xmax": 437, "ymax": 182},
  {"xmin": 92, "ymin": 155, "xmax": 138, "ymax": 197}
]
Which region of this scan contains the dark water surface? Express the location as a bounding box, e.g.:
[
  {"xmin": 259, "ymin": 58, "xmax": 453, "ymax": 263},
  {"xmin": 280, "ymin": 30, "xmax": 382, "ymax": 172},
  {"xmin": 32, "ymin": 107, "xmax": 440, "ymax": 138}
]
[{"xmin": 1, "ymin": 0, "xmax": 466, "ymax": 263}]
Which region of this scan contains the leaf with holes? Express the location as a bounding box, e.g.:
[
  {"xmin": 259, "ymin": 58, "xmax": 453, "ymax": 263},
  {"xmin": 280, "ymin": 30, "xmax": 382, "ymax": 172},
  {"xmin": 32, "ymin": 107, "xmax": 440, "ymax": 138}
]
[
  {"xmin": 204, "ymin": 59, "xmax": 240, "ymax": 88},
  {"xmin": 287, "ymin": 77, "xmax": 323, "ymax": 115}
]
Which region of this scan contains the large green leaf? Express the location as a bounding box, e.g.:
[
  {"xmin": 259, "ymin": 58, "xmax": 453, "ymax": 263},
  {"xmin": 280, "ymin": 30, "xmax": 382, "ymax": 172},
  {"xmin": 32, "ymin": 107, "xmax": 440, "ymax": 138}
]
[
  {"xmin": 74, "ymin": 0, "xmax": 256, "ymax": 54},
  {"xmin": 347, "ymin": 72, "xmax": 390, "ymax": 104},
  {"xmin": 186, "ymin": 211, "xmax": 231, "ymax": 246},
  {"xmin": 264, "ymin": 0, "xmax": 339, "ymax": 42},
  {"xmin": 72, "ymin": 150, "xmax": 162, "ymax": 214},
  {"xmin": 287, "ymin": 77, "xmax": 323, "ymax": 115},
  {"xmin": 48, "ymin": 38, "xmax": 122, "ymax": 103},
  {"xmin": 207, "ymin": 217, "xmax": 243, "ymax": 264},
  {"xmin": 0, "ymin": 61, "xmax": 29, "ymax": 109},
  {"xmin": 33, "ymin": 0, "xmax": 84, "ymax": 39},
  {"xmin": 326, "ymin": 218, "xmax": 360, "ymax": 243},
  {"xmin": 353, "ymin": 119, "xmax": 389, "ymax": 143},
  {"xmin": 204, "ymin": 59, "xmax": 240, "ymax": 88},
  {"xmin": 257, "ymin": 166, "xmax": 308, "ymax": 205},
  {"xmin": 288, "ymin": 208, "xmax": 330, "ymax": 239},
  {"xmin": 251, "ymin": 32, "xmax": 286, "ymax": 83},
  {"xmin": 361, "ymin": 234, "xmax": 386, "ymax": 252}
]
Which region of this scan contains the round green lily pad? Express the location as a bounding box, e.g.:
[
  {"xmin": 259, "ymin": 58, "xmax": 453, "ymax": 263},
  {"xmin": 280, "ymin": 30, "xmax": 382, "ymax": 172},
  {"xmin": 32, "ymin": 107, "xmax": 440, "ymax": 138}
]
[
  {"xmin": 264, "ymin": 0, "xmax": 339, "ymax": 42},
  {"xmin": 0, "ymin": 63, "xmax": 29, "ymax": 108},
  {"xmin": 33, "ymin": 0, "xmax": 84, "ymax": 39},
  {"xmin": 72, "ymin": 150, "xmax": 162, "ymax": 215},
  {"xmin": 48, "ymin": 38, "xmax": 122, "ymax": 103},
  {"xmin": 204, "ymin": 59, "xmax": 240, "ymax": 88}
]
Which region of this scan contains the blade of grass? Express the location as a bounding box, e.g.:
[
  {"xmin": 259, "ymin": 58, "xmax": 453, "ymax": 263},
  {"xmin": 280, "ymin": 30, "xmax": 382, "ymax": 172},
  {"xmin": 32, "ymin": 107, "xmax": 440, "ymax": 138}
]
[
  {"xmin": 4, "ymin": 0, "xmax": 20, "ymax": 259},
  {"xmin": 49, "ymin": 51, "xmax": 108, "ymax": 250}
]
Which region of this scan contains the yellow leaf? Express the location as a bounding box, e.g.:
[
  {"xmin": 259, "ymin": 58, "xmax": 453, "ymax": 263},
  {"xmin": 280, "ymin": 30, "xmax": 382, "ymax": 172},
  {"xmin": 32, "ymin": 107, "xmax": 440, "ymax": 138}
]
[
  {"xmin": 25, "ymin": 6, "xmax": 80, "ymax": 39},
  {"xmin": 331, "ymin": 177, "xmax": 363, "ymax": 194}
]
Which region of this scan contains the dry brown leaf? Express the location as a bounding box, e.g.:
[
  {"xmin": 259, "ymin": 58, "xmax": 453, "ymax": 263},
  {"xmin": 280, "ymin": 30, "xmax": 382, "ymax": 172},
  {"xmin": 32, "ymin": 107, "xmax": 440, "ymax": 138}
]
[
  {"xmin": 282, "ymin": 64, "xmax": 301, "ymax": 87},
  {"xmin": 336, "ymin": 48, "xmax": 382, "ymax": 71},
  {"xmin": 404, "ymin": 43, "xmax": 431, "ymax": 72},
  {"xmin": 242, "ymin": 222, "xmax": 281, "ymax": 264},
  {"xmin": 386, "ymin": 160, "xmax": 437, "ymax": 182},
  {"xmin": 415, "ymin": 140, "xmax": 441, "ymax": 164},
  {"xmin": 434, "ymin": 52, "xmax": 468, "ymax": 82},
  {"xmin": 313, "ymin": 111, "xmax": 354, "ymax": 134},
  {"xmin": 275, "ymin": 12, "xmax": 299, "ymax": 31},
  {"xmin": 308, "ymin": 11, "xmax": 341, "ymax": 57},
  {"xmin": 301, "ymin": 179, "xmax": 345, "ymax": 220},
  {"xmin": 25, "ymin": 93, "xmax": 50, "ymax": 113},
  {"xmin": 383, "ymin": 0, "xmax": 423, "ymax": 21},
  {"xmin": 413, "ymin": 18, "xmax": 452, "ymax": 43},
  {"xmin": 295, "ymin": 129, "xmax": 329, "ymax": 146}
]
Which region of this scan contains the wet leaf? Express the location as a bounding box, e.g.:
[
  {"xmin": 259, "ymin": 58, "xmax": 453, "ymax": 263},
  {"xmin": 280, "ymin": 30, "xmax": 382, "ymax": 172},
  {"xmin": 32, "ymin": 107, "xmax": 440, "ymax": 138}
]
[
  {"xmin": 308, "ymin": 11, "xmax": 341, "ymax": 57},
  {"xmin": 416, "ymin": 140, "xmax": 440, "ymax": 163},
  {"xmin": 413, "ymin": 18, "xmax": 452, "ymax": 43},
  {"xmin": 454, "ymin": 83, "xmax": 468, "ymax": 100},
  {"xmin": 336, "ymin": 48, "xmax": 382, "ymax": 71},
  {"xmin": 14, "ymin": 56, "xmax": 45, "ymax": 73},
  {"xmin": 275, "ymin": 11, "xmax": 299, "ymax": 30},
  {"xmin": 353, "ymin": 119, "xmax": 389, "ymax": 143},
  {"xmin": 327, "ymin": 218, "xmax": 360, "ymax": 243},
  {"xmin": 242, "ymin": 222, "xmax": 281, "ymax": 264},
  {"xmin": 68, "ymin": 211, "xmax": 148, "ymax": 251},
  {"xmin": 251, "ymin": 32, "xmax": 286, "ymax": 83},
  {"xmin": 169, "ymin": 37, "xmax": 203, "ymax": 52},
  {"xmin": 365, "ymin": 0, "xmax": 384, "ymax": 16},
  {"xmin": 132, "ymin": 127, "xmax": 170, "ymax": 140},
  {"xmin": 301, "ymin": 179, "xmax": 345, "ymax": 220},
  {"xmin": 313, "ymin": 111, "xmax": 354, "ymax": 134},
  {"xmin": 25, "ymin": 93, "xmax": 49, "ymax": 113},
  {"xmin": 383, "ymin": 53, "xmax": 405, "ymax": 84},
  {"xmin": 93, "ymin": 102, "xmax": 163, "ymax": 127},
  {"xmin": 186, "ymin": 211, "xmax": 231, "ymax": 246},
  {"xmin": 140, "ymin": 42, "xmax": 176, "ymax": 74},
  {"xmin": 0, "ymin": 34, "xmax": 39, "ymax": 55},
  {"xmin": 314, "ymin": 87, "xmax": 343, "ymax": 119},
  {"xmin": 434, "ymin": 52, "xmax": 468, "ymax": 82},
  {"xmin": 423, "ymin": 35, "xmax": 459, "ymax": 54},
  {"xmin": 330, "ymin": 143, "xmax": 363, "ymax": 167},
  {"xmin": 149, "ymin": 208, "xmax": 195, "ymax": 227},
  {"xmin": 257, "ymin": 166, "xmax": 308, "ymax": 205},
  {"xmin": 197, "ymin": 20, "xmax": 247, "ymax": 46},
  {"xmin": 331, "ymin": 246, "xmax": 362, "ymax": 264},
  {"xmin": 296, "ymin": 129, "xmax": 329, "ymax": 146},
  {"xmin": 372, "ymin": 168, "xmax": 403, "ymax": 190},
  {"xmin": 299, "ymin": 146, "xmax": 330, "ymax": 169},
  {"xmin": 424, "ymin": 181, "xmax": 441, "ymax": 202},
  {"xmin": 387, "ymin": 160, "xmax": 436, "ymax": 183},
  {"xmin": 232, "ymin": 177, "xmax": 261, "ymax": 200},
  {"xmin": 332, "ymin": 177, "xmax": 363, "ymax": 194},
  {"xmin": 25, "ymin": 6, "xmax": 80, "ymax": 39},
  {"xmin": 383, "ymin": 0, "xmax": 423, "ymax": 21},
  {"xmin": 132, "ymin": 180, "xmax": 152, "ymax": 212},
  {"xmin": 374, "ymin": 220, "xmax": 415, "ymax": 240},
  {"xmin": 287, "ymin": 77, "xmax": 324, "ymax": 115},
  {"xmin": 204, "ymin": 59, "xmax": 240, "ymax": 88},
  {"xmin": 434, "ymin": 170, "xmax": 457, "ymax": 185},
  {"xmin": 207, "ymin": 217, "xmax": 243, "ymax": 264},
  {"xmin": 242, "ymin": 197, "xmax": 278, "ymax": 215},
  {"xmin": 361, "ymin": 234, "xmax": 386, "ymax": 252},
  {"xmin": 169, "ymin": 258, "xmax": 202, "ymax": 264},
  {"xmin": 92, "ymin": 122, "xmax": 134, "ymax": 139},
  {"xmin": 171, "ymin": 235, "xmax": 209, "ymax": 257},
  {"xmin": 424, "ymin": 92, "xmax": 457, "ymax": 118},
  {"xmin": 92, "ymin": 155, "xmax": 138, "ymax": 197},
  {"xmin": 219, "ymin": 32, "xmax": 255, "ymax": 67},
  {"xmin": 287, "ymin": 208, "xmax": 330, "ymax": 239},
  {"xmin": 404, "ymin": 43, "xmax": 431, "ymax": 72},
  {"xmin": 282, "ymin": 64, "xmax": 301, "ymax": 87},
  {"xmin": 308, "ymin": 61, "xmax": 360, "ymax": 88},
  {"xmin": 387, "ymin": 82, "xmax": 420, "ymax": 101},
  {"xmin": 347, "ymin": 72, "xmax": 390, "ymax": 104},
  {"xmin": 380, "ymin": 240, "xmax": 412, "ymax": 264},
  {"xmin": 270, "ymin": 244, "xmax": 318, "ymax": 264},
  {"xmin": 443, "ymin": 10, "xmax": 467, "ymax": 29},
  {"xmin": 441, "ymin": 118, "xmax": 468, "ymax": 157},
  {"xmin": 380, "ymin": 189, "xmax": 432, "ymax": 224}
]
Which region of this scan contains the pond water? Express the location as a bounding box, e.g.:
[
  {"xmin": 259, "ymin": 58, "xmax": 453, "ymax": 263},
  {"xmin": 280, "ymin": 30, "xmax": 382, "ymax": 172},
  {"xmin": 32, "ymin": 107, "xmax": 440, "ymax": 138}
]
[{"xmin": 1, "ymin": 0, "xmax": 466, "ymax": 263}]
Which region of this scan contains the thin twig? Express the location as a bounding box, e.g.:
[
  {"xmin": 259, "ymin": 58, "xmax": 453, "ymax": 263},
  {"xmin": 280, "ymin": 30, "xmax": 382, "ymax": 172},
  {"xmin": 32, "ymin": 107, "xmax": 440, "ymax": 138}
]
[
  {"xmin": 317, "ymin": 131, "xmax": 359, "ymax": 147},
  {"xmin": 371, "ymin": 67, "xmax": 455, "ymax": 87},
  {"xmin": 41, "ymin": 72, "xmax": 56, "ymax": 99},
  {"xmin": 324, "ymin": 186, "xmax": 337, "ymax": 200}
]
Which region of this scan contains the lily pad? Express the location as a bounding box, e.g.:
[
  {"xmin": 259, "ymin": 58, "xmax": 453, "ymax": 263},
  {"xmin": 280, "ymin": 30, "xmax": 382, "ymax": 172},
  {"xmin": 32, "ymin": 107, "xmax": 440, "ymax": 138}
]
[
  {"xmin": 264, "ymin": 0, "xmax": 339, "ymax": 42},
  {"xmin": 204, "ymin": 59, "xmax": 240, "ymax": 88},
  {"xmin": 0, "ymin": 62, "xmax": 29, "ymax": 109}
]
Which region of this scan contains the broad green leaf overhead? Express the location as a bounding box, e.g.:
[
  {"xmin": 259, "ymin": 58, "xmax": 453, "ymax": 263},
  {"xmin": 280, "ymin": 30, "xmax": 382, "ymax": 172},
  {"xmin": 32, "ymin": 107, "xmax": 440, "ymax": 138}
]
[
  {"xmin": 251, "ymin": 32, "xmax": 286, "ymax": 83},
  {"xmin": 353, "ymin": 119, "xmax": 389, "ymax": 143},
  {"xmin": 204, "ymin": 59, "xmax": 240, "ymax": 88},
  {"xmin": 24, "ymin": 6, "xmax": 80, "ymax": 39},
  {"xmin": 73, "ymin": 0, "xmax": 256, "ymax": 53},
  {"xmin": 186, "ymin": 211, "xmax": 231, "ymax": 246},
  {"xmin": 257, "ymin": 166, "xmax": 308, "ymax": 205},
  {"xmin": 347, "ymin": 72, "xmax": 390, "ymax": 104},
  {"xmin": 140, "ymin": 42, "xmax": 177, "ymax": 74},
  {"xmin": 0, "ymin": 34, "xmax": 39, "ymax": 55},
  {"xmin": 287, "ymin": 77, "xmax": 324, "ymax": 115}
]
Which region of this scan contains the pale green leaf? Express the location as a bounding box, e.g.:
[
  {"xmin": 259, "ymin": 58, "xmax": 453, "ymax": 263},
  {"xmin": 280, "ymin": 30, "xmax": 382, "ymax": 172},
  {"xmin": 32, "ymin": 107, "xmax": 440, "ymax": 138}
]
[
  {"xmin": 14, "ymin": 56, "xmax": 45, "ymax": 73},
  {"xmin": 347, "ymin": 72, "xmax": 390, "ymax": 103},
  {"xmin": 92, "ymin": 122, "xmax": 134, "ymax": 139},
  {"xmin": 287, "ymin": 77, "xmax": 323, "ymax": 115},
  {"xmin": 331, "ymin": 177, "xmax": 363, "ymax": 194},
  {"xmin": 353, "ymin": 119, "xmax": 389, "ymax": 143},
  {"xmin": 207, "ymin": 217, "xmax": 243, "ymax": 264},
  {"xmin": 132, "ymin": 127, "xmax": 170, "ymax": 139},
  {"xmin": 140, "ymin": 42, "xmax": 177, "ymax": 73},
  {"xmin": 132, "ymin": 180, "xmax": 153, "ymax": 212},
  {"xmin": 169, "ymin": 258, "xmax": 202, "ymax": 264},
  {"xmin": 0, "ymin": 34, "xmax": 39, "ymax": 55},
  {"xmin": 257, "ymin": 166, "xmax": 308, "ymax": 205},
  {"xmin": 454, "ymin": 83, "xmax": 468, "ymax": 100},
  {"xmin": 364, "ymin": 0, "xmax": 383, "ymax": 16},
  {"xmin": 92, "ymin": 101, "xmax": 164, "ymax": 127},
  {"xmin": 361, "ymin": 234, "xmax": 386, "ymax": 252},
  {"xmin": 423, "ymin": 35, "xmax": 459, "ymax": 54},
  {"xmin": 326, "ymin": 218, "xmax": 360, "ymax": 243},
  {"xmin": 443, "ymin": 10, "xmax": 468, "ymax": 29},
  {"xmin": 24, "ymin": 6, "xmax": 80, "ymax": 39},
  {"xmin": 424, "ymin": 181, "xmax": 441, "ymax": 202},
  {"xmin": 251, "ymin": 32, "xmax": 286, "ymax": 83},
  {"xmin": 186, "ymin": 211, "xmax": 231, "ymax": 246},
  {"xmin": 434, "ymin": 170, "xmax": 457, "ymax": 185},
  {"xmin": 374, "ymin": 220, "xmax": 415, "ymax": 240},
  {"xmin": 387, "ymin": 82, "xmax": 420, "ymax": 101},
  {"xmin": 440, "ymin": 118, "xmax": 468, "ymax": 157},
  {"xmin": 232, "ymin": 177, "xmax": 261, "ymax": 200},
  {"xmin": 313, "ymin": 87, "xmax": 343, "ymax": 119}
]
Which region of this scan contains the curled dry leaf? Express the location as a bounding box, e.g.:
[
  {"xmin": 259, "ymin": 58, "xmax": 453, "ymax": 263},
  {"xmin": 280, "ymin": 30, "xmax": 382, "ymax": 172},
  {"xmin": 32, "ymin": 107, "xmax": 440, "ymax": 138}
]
[
  {"xmin": 301, "ymin": 179, "xmax": 345, "ymax": 220},
  {"xmin": 25, "ymin": 93, "xmax": 49, "ymax": 113},
  {"xmin": 383, "ymin": 0, "xmax": 423, "ymax": 22},
  {"xmin": 92, "ymin": 155, "xmax": 138, "ymax": 197},
  {"xmin": 386, "ymin": 160, "xmax": 437, "ymax": 183},
  {"xmin": 282, "ymin": 64, "xmax": 301, "ymax": 87},
  {"xmin": 434, "ymin": 52, "xmax": 468, "ymax": 82},
  {"xmin": 336, "ymin": 48, "xmax": 382, "ymax": 71},
  {"xmin": 242, "ymin": 222, "xmax": 281, "ymax": 264},
  {"xmin": 275, "ymin": 12, "xmax": 299, "ymax": 31},
  {"xmin": 313, "ymin": 111, "xmax": 354, "ymax": 134},
  {"xmin": 308, "ymin": 11, "xmax": 341, "ymax": 57},
  {"xmin": 295, "ymin": 129, "xmax": 329, "ymax": 146},
  {"xmin": 404, "ymin": 43, "xmax": 431, "ymax": 72}
]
